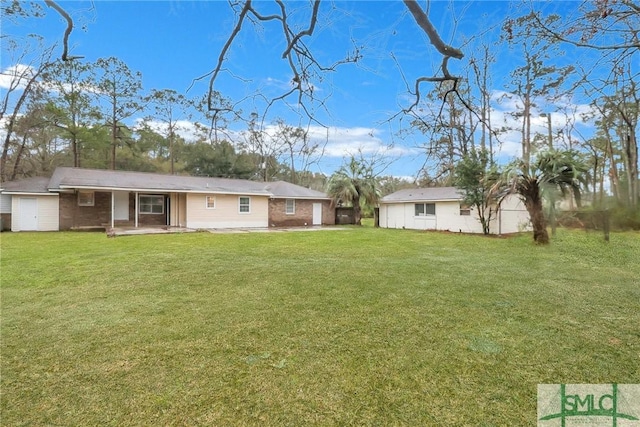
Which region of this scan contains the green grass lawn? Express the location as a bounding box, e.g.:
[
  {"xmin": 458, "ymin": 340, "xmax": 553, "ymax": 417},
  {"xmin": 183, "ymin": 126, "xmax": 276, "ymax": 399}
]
[{"xmin": 1, "ymin": 228, "xmax": 639, "ymax": 426}]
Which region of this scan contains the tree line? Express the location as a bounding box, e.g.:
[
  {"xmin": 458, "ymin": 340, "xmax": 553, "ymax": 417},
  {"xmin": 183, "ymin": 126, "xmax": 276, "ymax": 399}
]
[
  {"xmin": 0, "ymin": 56, "xmax": 332, "ymax": 190},
  {"xmin": 1, "ymin": 0, "xmax": 638, "ymax": 242}
]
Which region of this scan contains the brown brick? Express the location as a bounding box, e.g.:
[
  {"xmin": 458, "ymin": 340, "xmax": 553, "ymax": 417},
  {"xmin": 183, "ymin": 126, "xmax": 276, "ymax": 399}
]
[{"xmin": 268, "ymin": 199, "xmax": 335, "ymax": 227}]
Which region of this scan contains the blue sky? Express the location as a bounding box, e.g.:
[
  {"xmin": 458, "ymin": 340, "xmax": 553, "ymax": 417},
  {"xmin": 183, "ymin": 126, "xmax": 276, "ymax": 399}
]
[{"xmin": 1, "ymin": 0, "xmax": 600, "ymax": 178}]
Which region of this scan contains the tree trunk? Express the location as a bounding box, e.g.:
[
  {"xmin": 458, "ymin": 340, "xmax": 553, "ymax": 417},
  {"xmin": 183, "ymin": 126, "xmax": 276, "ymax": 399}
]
[
  {"xmin": 9, "ymin": 133, "xmax": 29, "ymax": 181},
  {"xmin": 606, "ymin": 136, "xmax": 621, "ymax": 204},
  {"xmin": 110, "ymin": 118, "xmax": 117, "ymax": 170},
  {"xmin": 526, "ymin": 201, "xmax": 549, "ymax": 244},
  {"xmin": 1, "ymin": 68, "xmax": 44, "ymax": 182},
  {"xmin": 624, "ymin": 132, "xmax": 638, "ymax": 208},
  {"xmin": 353, "ymin": 194, "xmax": 361, "ymax": 225},
  {"xmin": 72, "ymin": 132, "xmax": 80, "ymax": 167},
  {"xmin": 522, "ymin": 179, "xmax": 549, "ymax": 244}
]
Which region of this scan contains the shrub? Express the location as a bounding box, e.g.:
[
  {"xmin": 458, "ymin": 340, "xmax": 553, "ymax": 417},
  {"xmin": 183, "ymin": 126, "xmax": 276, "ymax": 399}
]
[
  {"xmin": 610, "ymin": 206, "xmax": 640, "ymax": 230},
  {"xmin": 567, "ymin": 206, "xmax": 640, "ymax": 231}
]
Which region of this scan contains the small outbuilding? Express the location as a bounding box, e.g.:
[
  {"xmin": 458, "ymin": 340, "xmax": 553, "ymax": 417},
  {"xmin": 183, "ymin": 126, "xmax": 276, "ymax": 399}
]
[
  {"xmin": 0, "ymin": 177, "xmax": 59, "ymax": 232},
  {"xmin": 378, "ymin": 187, "xmax": 530, "ymax": 235}
]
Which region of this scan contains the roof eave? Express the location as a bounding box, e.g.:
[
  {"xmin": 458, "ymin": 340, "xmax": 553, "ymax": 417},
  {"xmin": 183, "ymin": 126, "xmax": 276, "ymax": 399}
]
[
  {"xmin": 271, "ymin": 195, "xmax": 331, "ymax": 200},
  {"xmin": 380, "ymin": 197, "xmax": 462, "ymax": 204},
  {"xmin": 1, "ymin": 191, "xmax": 58, "ymax": 196},
  {"xmin": 56, "ymin": 184, "xmax": 270, "ymax": 196}
]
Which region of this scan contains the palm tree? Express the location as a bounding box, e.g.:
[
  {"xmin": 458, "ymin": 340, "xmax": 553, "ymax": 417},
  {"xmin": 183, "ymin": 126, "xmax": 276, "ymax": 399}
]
[
  {"xmin": 327, "ymin": 157, "xmax": 380, "ymax": 225},
  {"xmin": 502, "ymin": 150, "xmax": 586, "ymax": 244}
]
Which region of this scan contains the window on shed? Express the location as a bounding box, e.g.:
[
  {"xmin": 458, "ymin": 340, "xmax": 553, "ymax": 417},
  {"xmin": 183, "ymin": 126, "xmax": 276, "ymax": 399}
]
[
  {"xmin": 460, "ymin": 203, "xmax": 471, "ymax": 216},
  {"xmin": 140, "ymin": 195, "xmax": 164, "ymax": 214},
  {"xmin": 239, "ymin": 196, "xmax": 251, "ymax": 213},
  {"xmin": 205, "ymin": 196, "xmax": 216, "ymax": 209},
  {"xmin": 285, "ymin": 199, "xmax": 295, "ymax": 214},
  {"xmin": 78, "ymin": 191, "xmax": 95, "ymax": 206},
  {"xmin": 415, "ymin": 203, "xmax": 435, "ymax": 216}
]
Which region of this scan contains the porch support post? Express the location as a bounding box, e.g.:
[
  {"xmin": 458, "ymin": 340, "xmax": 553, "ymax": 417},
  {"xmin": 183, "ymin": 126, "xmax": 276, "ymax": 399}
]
[
  {"xmin": 111, "ymin": 191, "xmax": 115, "ymax": 229},
  {"xmin": 135, "ymin": 192, "xmax": 139, "ymax": 228}
]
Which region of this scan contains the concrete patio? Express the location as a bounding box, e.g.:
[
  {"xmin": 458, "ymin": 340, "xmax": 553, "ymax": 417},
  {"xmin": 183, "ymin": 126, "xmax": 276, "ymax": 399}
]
[{"xmin": 108, "ymin": 225, "xmax": 347, "ymax": 236}]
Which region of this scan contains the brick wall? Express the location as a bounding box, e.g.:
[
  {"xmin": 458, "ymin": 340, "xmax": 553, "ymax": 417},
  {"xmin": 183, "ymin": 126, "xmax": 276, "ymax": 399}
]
[
  {"xmin": 268, "ymin": 199, "xmax": 335, "ymax": 227},
  {"xmin": 59, "ymin": 191, "xmax": 167, "ymax": 230},
  {"xmin": 59, "ymin": 192, "xmax": 112, "ymax": 230},
  {"xmin": 0, "ymin": 213, "xmax": 11, "ymax": 231}
]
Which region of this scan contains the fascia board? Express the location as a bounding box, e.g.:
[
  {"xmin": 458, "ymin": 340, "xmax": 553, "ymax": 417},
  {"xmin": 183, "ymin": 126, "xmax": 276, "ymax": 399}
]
[{"xmin": 380, "ymin": 197, "xmax": 461, "ymax": 204}]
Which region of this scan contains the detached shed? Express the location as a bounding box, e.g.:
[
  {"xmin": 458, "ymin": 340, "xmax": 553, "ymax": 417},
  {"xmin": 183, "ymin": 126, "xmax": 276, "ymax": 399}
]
[
  {"xmin": 0, "ymin": 177, "xmax": 59, "ymax": 232},
  {"xmin": 379, "ymin": 187, "xmax": 530, "ymax": 235}
]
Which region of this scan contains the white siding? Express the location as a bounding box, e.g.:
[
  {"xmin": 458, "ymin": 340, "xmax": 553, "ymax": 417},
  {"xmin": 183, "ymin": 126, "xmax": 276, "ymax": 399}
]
[
  {"xmin": 185, "ymin": 193, "xmax": 269, "ymax": 229},
  {"xmin": 380, "ymin": 195, "xmax": 530, "ymax": 235},
  {"xmin": 497, "ymin": 195, "xmax": 531, "ymax": 234},
  {"xmin": 435, "ymin": 201, "xmax": 484, "ymax": 233},
  {"xmin": 11, "ymin": 195, "xmax": 59, "ymax": 231},
  {"xmin": 381, "ymin": 201, "xmax": 474, "ymax": 232},
  {"xmin": 169, "ymin": 193, "xmax": 187, "ymax": 227}
]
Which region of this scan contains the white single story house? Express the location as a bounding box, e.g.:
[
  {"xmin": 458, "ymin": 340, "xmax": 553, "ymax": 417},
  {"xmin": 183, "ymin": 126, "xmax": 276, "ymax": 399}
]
[
  {"xmin": 0, "ymin": 167, "xmax": 335, "ymax": 232},
  {"xmin": 378, "ymin": 187, "xmax": 531, "ymax": 234}
]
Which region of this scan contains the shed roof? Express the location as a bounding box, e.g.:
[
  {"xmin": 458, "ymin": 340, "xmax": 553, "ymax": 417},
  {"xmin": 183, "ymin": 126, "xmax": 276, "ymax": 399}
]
[
  {"xmin": 0, "ymin": 176, "xmax": 52, "ymax": 194},
  {"xmin": 380, "ymin": 187, "xmax": 463, "ymax": 203}
]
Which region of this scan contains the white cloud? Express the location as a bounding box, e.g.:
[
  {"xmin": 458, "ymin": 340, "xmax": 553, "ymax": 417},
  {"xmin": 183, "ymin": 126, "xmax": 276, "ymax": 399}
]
[
  {"xmin": 1, "ymin": 62, "xmax": 105, "ymax": 96},
  {"xmin": 304, "ymin": 125, "xmax": 415, "ymax": 158},
  {"xmin": 0, "ymin": 64, "xmax": 36, "ymax": 91},
  {"xmin": 487, "ymin": 89, "xmax": 598, "ymax": 160},
  {"xmin": 133, "ymin": 117, "xmax": 416, "ymax": 170}
]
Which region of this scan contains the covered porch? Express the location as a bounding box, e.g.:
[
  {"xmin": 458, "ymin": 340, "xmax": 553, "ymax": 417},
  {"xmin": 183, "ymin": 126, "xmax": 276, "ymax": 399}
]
[{"xmin": 59, "ymin": 189, "xmax": 187, "ymax": 231}]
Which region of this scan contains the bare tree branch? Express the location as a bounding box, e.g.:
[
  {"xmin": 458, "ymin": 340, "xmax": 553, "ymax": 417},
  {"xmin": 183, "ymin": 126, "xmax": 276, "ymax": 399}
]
[
  {"xmin": 44, "ymin": 0, "xmax": 82, "ymax": 60},
  {"xmin": 281, "ymin": 0, "xmax": 321, "ymax": 59},
  {"xmin": 207, "ymin": 0, "xmax": 252, "ymax": 110},
  {"xmin": 529, "ymin": 10, "xmax": 640, "ymax": 51},
  {"xmin": 402, "ymin": 0, "xmax": 464, "ymax": 60}
]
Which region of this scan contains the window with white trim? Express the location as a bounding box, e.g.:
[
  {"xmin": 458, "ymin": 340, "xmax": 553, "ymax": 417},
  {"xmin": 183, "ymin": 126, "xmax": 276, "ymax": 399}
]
[
  {"xmin": 139, "ymin": 195, "xmax": 164, "ymax": 214},
  {"xmin": 78, "ymin": 190, "xmax": 95, "ymax": 206},
  {"xmin": 415, "ymin": 203, "xmax": 435, "ymax": 216},
  {"xmin": 285, "ymin": 199, "xmax": 295, "ymax": 214},
  {"xmin": 239, "ymin": 196, "xmax": 251, "ymax": 213},
  {"xmin": 205, "ymin": 196, "xmax": 216, "ymax": 209}
]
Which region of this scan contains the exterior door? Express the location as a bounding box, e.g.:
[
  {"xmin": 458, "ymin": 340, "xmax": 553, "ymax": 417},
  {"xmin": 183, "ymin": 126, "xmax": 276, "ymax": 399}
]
[
  {"xmin": 20, "ymin": 197, "xmax": 38, "ymax": 230},
  {"xmin": 312, "ymin": 203, "xmax": 322, "ymax": 225},
  {"xmin": 114, "ymin": 191, "xmax": 129, "ymax": 221}
]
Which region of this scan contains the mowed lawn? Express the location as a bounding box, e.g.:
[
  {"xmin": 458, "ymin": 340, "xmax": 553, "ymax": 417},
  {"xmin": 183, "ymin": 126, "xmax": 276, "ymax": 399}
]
[{"xmin": 1, "ymin": 227, "xmax": 639, "ymax": 426}]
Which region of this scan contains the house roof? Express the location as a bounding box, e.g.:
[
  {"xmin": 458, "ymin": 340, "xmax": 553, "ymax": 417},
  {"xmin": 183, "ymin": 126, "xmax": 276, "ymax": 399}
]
[
  {"xmin": 380, "ymin": 187, "xmax": 463, "ymax": 203},
  {"xmin": 2, "ymin": 167, "xmax": 330, "ymax": 199},
  {"xmin": 0, "ymin": 176, "xmax": 52, "ymax": 194},
  {"xmin": 48, "ymin": 167, "xmax": 272, "ymax": 195},
  {"xmin": 265, "ymin": 181, "xmax": 330, "ymax": 200}
]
